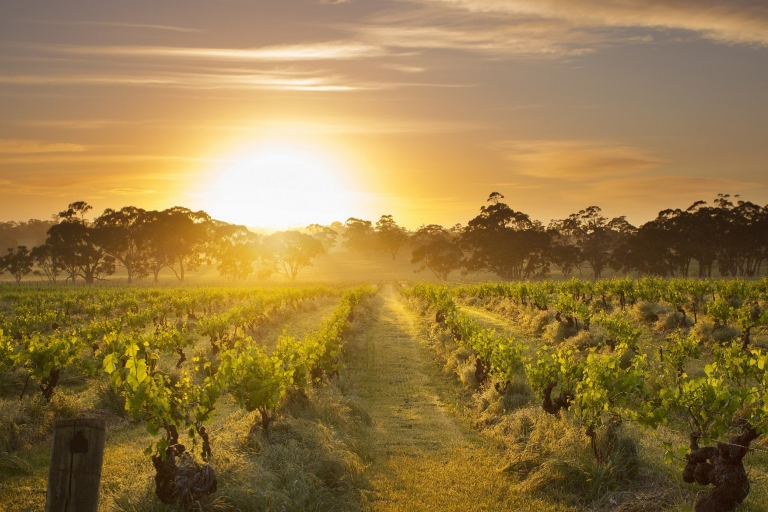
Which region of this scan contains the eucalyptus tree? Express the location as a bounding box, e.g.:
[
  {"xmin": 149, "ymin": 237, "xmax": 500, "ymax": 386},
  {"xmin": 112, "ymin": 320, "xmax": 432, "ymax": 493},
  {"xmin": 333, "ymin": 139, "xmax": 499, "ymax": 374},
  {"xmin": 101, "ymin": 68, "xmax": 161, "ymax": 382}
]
[
  {"xmin": 342, "ymin": 218, "xmax": 375, "ymax": 253},
  {"xmin": 94, "ymin": 206, "xmax": 148, "ymax": 283},
  {"xmin": 30, "ymin": 244, "xmax": 61, "ymax": 283},
  {"xmin": 306, "ymin": 223, "xmax": 338, "ymax": 253},
  {"xmin": 0, "ymin": 246, "xmax": 34, "ymax": 283},
  {"xmin": 259, "ymin": 230, "xmax": 323, "ymax": 281},
  {"xmin": 44, "ymin": 201, "xmax": 115, "ymax": 284},
  {"xmin": 410, "ymin": 224, "xmax": 464, "ymax": 281},
  {"xmin": 212, "ymin": 222, "xmax": 258, "ymax": 280},
  {"xmin": 375, "ymin": 215, "xmax": 409, "ymax": 260},
  {"xmin": 461, "ymin": 193, "xmax": 550, "ymax": 280},
  {"xmin": 135, "ymin": 207, "xmax": 211, "ymax": 283}
]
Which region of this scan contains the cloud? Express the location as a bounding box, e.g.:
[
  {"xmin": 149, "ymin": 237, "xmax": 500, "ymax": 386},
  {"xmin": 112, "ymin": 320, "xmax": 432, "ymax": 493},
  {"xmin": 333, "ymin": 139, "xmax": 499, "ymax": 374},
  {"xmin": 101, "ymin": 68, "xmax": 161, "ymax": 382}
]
[
  {"xmin": 358, "ymin": 15, "xmax": 604, "ymax": 58},
  {"xmin": 33, "ymin": 20, "xmax": 204, "ymax": 33},
  {"xmin": 352, "ymin": 0, "xmax": 768, "ymax": 61},
  {"xmin": 109, "ymin": 188, "xmax": 157, "ymax": 195},
  {"xmin": 417, "ymin": 0, "xmax": 768, "ymax": 47},
  {"xmin": 17, "ymin": 119, "xmax": 135, "ymax": 129},
  {"xmin": 502, "ymin": 140, "xmax": 664, "ymax": 179},
  {"xmin": 35, "ymin": 41, "xmax": 386, "ymax": 61},
  {"xmin": 575, "ymin": 175, "xmax": 763, "ymax": 207},
  {"xmin": 0, "ymin": 71, "xmax": 366, "ymax": 91},
  {"xmin": 0, "ymin": 140, "xmax": 86, "ymax": 154}
]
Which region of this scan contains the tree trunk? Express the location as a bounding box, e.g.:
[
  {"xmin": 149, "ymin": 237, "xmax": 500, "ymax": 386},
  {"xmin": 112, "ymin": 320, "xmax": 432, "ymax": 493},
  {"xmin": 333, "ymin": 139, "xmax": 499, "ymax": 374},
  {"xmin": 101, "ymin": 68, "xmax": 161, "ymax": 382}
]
[{"xmin": 685, "ymin": 429, "xmax": 758, "ymax": 512}]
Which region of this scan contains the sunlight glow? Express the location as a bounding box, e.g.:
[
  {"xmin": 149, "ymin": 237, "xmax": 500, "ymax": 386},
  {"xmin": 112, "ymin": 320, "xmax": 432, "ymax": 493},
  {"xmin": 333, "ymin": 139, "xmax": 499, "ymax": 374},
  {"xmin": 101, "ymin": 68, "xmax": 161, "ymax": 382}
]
[{"xmin": 199, "ymin": 141, "xmax": 364, "ymax": 229}]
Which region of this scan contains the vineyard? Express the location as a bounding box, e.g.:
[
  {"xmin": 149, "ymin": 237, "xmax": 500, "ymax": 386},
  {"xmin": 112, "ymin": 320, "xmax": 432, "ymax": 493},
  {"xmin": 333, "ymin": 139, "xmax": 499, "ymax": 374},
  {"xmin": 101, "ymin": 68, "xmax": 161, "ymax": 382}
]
[
  {"xmin": 405, "ymin": 278, "xmax": 768, "ymax": 512},
  {"xmin": 1, "ymin": 279, "xmax": 768, "ymax": 511},
  {"xmin": 0, "ymin": 283, "xmax": 375, "ymax": 510}
]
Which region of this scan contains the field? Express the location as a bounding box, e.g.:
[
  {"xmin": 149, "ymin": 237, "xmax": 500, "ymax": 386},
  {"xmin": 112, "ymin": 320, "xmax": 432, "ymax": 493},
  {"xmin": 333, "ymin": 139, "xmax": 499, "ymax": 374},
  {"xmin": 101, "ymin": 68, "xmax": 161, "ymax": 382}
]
[{"xmin": 2, "ymin": 278, "xmax": 768, "ymax": 511}]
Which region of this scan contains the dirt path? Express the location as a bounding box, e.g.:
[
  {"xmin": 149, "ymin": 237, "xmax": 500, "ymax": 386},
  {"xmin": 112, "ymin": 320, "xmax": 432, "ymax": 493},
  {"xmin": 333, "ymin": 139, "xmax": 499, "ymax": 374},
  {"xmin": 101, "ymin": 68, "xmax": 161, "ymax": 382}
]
[{"xmin": 356, "ymin": 285, "xmax": 559, "ymax": 511}]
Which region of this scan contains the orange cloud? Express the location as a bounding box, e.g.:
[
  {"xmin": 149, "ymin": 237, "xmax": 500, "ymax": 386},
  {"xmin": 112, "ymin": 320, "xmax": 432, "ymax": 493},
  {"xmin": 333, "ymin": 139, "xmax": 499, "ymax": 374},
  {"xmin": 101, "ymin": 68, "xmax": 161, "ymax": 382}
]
[
  {"xmin": 0, "ymin": 140, "xmax": 86, "ymax": 154},
  {"xmin": 502, "ymin": 140, "xmax": 664, "ymax": 179},
  {"xmin": 35, "ymin": 42, "xmax": 386, "ymax": 61}
]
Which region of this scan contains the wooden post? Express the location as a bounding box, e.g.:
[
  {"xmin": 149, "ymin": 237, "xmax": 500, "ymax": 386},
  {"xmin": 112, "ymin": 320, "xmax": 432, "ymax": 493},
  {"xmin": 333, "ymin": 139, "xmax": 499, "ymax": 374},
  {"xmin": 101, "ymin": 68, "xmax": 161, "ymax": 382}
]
[{"xmin": 46, "ymin": 418, "xmax": 106, "ymax": 512}]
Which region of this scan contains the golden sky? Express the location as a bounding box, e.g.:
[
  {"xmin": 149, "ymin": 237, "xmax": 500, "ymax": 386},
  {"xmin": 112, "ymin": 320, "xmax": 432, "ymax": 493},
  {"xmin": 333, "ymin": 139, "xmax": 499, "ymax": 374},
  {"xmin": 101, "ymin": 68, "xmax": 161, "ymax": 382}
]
[{"xmin": 1, "ymin": 0, "xmax": 767, "ymax": 229}]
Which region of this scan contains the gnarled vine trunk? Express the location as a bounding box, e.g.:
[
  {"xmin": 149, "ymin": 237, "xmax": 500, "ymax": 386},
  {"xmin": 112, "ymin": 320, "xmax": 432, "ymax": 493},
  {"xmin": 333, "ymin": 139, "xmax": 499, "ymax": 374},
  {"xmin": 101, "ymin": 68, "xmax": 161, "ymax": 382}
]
[{"xmin": 684, "ymin": 428, "xmax": 759, "ymax": 512}]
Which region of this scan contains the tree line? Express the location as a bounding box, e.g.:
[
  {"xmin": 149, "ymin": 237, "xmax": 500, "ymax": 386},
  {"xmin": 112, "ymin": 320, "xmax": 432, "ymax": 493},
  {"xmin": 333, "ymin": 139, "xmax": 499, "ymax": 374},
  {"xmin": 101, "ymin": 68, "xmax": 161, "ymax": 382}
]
[{"xmin": 0, "ymin": 192, "xmax": 766, "ymax": 283}]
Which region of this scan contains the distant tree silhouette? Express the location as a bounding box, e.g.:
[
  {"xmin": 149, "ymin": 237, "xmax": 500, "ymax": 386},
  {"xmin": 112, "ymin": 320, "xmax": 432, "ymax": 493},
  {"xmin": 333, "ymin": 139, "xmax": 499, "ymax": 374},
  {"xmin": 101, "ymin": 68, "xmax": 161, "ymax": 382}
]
[
  {"xmin": 411, "ymin": 224, "xmax": 463, "ymax": 281},
  {"xmin": 375, "ymin": 215, "xmax": 409, "ymax": 260},
  {"xmin": 212, "ymin": 222, "xmax": 257, "ymax": 280},
  {"xmin": 546, "ymin": 217, "xmax": 583, "ymax": 277},
  {"xmin": 461, "ymin": 193, "xmax": 550, "ymax": 280},
  {"xmin": 306, "ymin": 223, "xmax": 338, "ymax": 253},
  {"xmin": 3, "ymin": 193, "xmax": 768, "ymax": 284},
  {"xmin": 43, "ymin": 201, "xmax": 115, "ymax": 284},
  {"xmin": 30, "ymin": 244, "xmax": 61, "ymax": 283},
  {"xmin": 553, "ymin": 206, "xmax": 635, "ymax": 279},
  {"xmin": 0, "ymin": 246, "xmax": 33, "ymax": 283},
  {"xmin": 95, "ymin": 206, "xmax": 148, "ymax": 283},
  {"xmin": 134, "ymin": 208, "xmax": 211, "ymax": 283},
  {"xmin": 259, "ymin": 230, "xmax": 323, "ymax": 281},
  {"xmin": 342, "ymin": 218, "xmax": 375, "ymax": 253}
]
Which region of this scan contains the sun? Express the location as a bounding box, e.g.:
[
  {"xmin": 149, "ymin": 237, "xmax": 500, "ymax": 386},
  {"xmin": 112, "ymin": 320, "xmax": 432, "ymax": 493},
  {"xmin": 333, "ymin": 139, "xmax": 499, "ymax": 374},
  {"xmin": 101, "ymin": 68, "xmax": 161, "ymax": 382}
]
[{"xmin": 198, "ymin": 140, "xmax": 364, "ymax": 229}]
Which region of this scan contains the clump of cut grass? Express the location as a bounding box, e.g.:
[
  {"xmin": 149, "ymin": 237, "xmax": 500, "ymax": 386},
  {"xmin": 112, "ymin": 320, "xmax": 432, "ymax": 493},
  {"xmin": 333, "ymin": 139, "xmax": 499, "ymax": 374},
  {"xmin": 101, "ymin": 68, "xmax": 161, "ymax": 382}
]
[
  {"xmin": 564, "ymin": 328, "xmax": 606, "ymax": 351},
  {"xmin": 543, "ymin": 319, "xmax": 579, "ymax": 344},
  {"xmin": 517, "ymin": 307, "xmax": 553, "ymax": 335},
  {"xmin": 631, "ymin": 301, "xmax": 671, "ymax": 324},
  {"xmin": 495, "ymin": 406, "xmax": 640, "ymax": 507},
  {"xmin": 473, "ymin": 376, "xmax": 534, "ymax": 427},
  {"xmin": 457, "ymin": 358, "xmax": 480, "ymax": 389},
  {"xmin": 653, "ymin": 312, "xmax": 692, "ymax": 334},
  {"xmin": 693, "ymin": 319, "xmax": 740, "ymax": 345},
  {"xmin": 0, "ymin": 392, "xmax": 82, "ymax": 454}
]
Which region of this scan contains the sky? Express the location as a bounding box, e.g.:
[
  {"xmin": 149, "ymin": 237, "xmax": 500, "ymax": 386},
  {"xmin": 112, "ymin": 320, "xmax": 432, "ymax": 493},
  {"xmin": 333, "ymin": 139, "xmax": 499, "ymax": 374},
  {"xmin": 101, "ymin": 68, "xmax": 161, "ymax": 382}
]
[{"xmin": 1, "ymin": 0, "xmax": 767, "ymax": 229}]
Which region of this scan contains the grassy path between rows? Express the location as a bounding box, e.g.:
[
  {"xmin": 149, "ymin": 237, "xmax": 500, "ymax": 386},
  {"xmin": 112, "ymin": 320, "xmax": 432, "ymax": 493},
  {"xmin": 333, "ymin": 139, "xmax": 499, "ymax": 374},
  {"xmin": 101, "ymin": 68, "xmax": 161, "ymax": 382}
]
[{"xmin": 356, "ymin": 285, "xmax": 565, "ymax": 512}]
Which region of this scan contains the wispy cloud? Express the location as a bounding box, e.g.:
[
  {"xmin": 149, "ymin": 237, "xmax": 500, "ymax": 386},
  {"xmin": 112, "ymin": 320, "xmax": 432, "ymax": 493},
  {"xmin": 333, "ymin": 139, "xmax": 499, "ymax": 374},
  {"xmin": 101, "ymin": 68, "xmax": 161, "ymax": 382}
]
[
  {"xmin": 109, "ymin": 188, "xmax": 157, "ymax": 195},
  {"xmin": 502, "ymin": 140, "xmax": 664, "ymax": 179},
  {"xmin": 0, "ymin": 71, "xmax": 366, "ymax": 91},
  {"xmin": 0, "ymin": 139, "xmax": 86, "ymax": 154},
  {"xmin": 415, "ymin": 0, "xmax": 768, "ymax": 47},
  {"xmin": 32, "ymin": 20, "xmax": 204, "ymax": 33},
  {"xmin": 350, "ymin": 0, "xmax": 768, "ymax": 62},
  {"xmin": 578, "ymin": 175, "xmax": 762, "ymax": 204},
  {"xmin": 34, "ymin": 41, "xmax": 386, "ymax": 61}
]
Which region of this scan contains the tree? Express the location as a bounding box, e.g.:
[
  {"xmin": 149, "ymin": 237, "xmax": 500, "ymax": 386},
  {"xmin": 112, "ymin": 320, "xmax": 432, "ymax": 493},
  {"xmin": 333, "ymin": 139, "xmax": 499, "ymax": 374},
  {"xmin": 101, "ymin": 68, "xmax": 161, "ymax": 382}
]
[
  {"xmin": 553, "ymin": 206, "xmax": 635, "ymax": 279},
  {"xmin": 375, "ymin": 215, "xmax": 409, "ymax": 260},
  {"xmin": 30, "ymin": 244, "xmax": 61, "ymax": 283},
  {"xmin": 135, "ymin": 208, "xmax": 211, "ymax": 283},
  {"xmin": 342, "ymin": 218, "xmax": 375, "ymax": 253},
  {"xmin": 0, "ymin": 246, "xmax": 33, "ymax": 283},
  {"xmin": 259, "ymin": 231, "xmax": 323, "ymax": 281},
  {"xmin": 44, "ymin": 202, "xmax": 115, "ymax": 284},
  {"xmin": 95, "ymin": 206, "xmax": 148, "ymax": 283},
  {"xmin": 411, "ymin": 224, "xmax": 463, "ymax": 281},
  {"xmin": 159, "ymin": 207, "xmax": 211, "ymax": 281},
  {"xmin": 547, "ymin": 217, "xmax": 583, "ymax": 277},
  {"xmin": 461, "ymin": 193, "xmax": 550, "ymax": 280},
  {"xmin": 306, "ymin": 224, "xmax": 338, "ymax": 253},
  {"xmin": 212, "ymin": 222, "xmax": 258, "ymax": 280}
]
